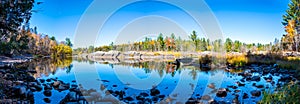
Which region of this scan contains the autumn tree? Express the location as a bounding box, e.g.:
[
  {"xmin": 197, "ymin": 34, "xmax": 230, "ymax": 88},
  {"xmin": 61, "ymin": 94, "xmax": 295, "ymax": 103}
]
[
  {"xmin": 281, "ymin": 0, "xmax": 300, "ymax": 51},
  {"xmin": 0, "ymin": 0, "xmax": 35, "ymax": 55},
  {"xmin": 165, "ymin": 36, "xmax": 175, "ymax": 51}
]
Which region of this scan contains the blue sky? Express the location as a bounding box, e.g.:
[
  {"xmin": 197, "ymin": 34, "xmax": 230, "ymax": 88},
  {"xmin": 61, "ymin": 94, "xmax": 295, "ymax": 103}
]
[{"xmin": 30, "ymin": 0, "xmax": 290, "ymax": 47}]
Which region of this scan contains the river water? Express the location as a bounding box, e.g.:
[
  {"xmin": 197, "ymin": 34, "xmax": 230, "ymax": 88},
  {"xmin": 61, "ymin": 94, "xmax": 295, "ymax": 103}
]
[{"xmin": 27, "ymin": 58, "xmax": 294, "ymax": 104}]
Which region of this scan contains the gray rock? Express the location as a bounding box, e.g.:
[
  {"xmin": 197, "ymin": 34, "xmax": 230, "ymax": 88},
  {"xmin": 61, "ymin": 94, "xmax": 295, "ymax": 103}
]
[
  {"xmin": 216, "ymin": 88, "xmax": 227, "ymax": 98},
  {"xmin": 150, "ymin": 88, "xmax": 160, "ymax": 96},
  {"xmin": 43, "ymin": 90, "xmax": 52, "ymax": 97},
  {"xmin": 52, "ymin": 81, "xmax": 60, "ymax": 88},
  {"xmin": 67, "ymin": 91, "xmax": 78, "ymax": 101},
  {"xmin": 43, "ymin": 98, "xmax": 51, "ymax": 103},
  {"xmin": 251, "ymin": 76, "xmax": 261, "ymax": 82},
  {"xmin": 250, "ymin": 90, "xmax": 261, "ymax": 97}
]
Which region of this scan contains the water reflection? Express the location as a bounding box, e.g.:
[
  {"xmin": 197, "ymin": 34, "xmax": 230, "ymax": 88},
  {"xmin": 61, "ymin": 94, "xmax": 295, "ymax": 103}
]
[
  {"xmin": 29, "ymin": 58, "xmax": 297, "ymax": 103},
  {"xmin": 25, "ymin": 58, "xmax": 73, "ymax": 78}
]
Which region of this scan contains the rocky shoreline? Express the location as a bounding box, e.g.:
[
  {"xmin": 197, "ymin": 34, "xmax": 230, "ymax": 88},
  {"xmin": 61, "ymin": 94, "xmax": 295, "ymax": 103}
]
[
  {"xmin": 76, "ymin": 51, "xmax": 300, "ymax": 60},
  {"xmin": 0, "ymin": 56, "xmax": 32, "ymax": 68}
]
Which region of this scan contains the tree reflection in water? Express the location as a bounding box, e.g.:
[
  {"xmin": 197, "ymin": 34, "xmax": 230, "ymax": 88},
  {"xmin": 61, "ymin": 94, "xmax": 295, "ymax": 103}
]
[{"xmin": 24, "ymin": 58, "xmax": 73, "ymax": 78}]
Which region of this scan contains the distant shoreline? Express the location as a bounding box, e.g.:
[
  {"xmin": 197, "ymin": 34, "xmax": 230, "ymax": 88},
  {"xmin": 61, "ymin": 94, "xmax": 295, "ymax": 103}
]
[{"xmin": 75, "ymin": 51, "xmax": 300, "ymax": 59}]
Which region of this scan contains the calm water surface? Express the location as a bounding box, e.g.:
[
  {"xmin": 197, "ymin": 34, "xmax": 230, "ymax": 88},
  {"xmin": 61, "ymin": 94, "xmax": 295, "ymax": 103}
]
[{"xmin": 32, "ymin": 60, "xmax": 281, "ymax": 104}]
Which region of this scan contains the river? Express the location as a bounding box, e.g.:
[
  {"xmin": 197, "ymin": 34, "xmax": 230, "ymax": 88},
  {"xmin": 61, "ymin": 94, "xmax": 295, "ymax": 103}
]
[{"xmin": 23, "ymin": 58, "xmax": 296, "ymax": 104}]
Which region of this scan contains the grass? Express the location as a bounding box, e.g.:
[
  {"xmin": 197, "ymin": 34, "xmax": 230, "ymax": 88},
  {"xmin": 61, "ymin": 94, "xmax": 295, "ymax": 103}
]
[
  {"xmin": 226, "ymin": 54, "xmax": 248, "ymax": 67},
  {"xmin": 260, "ymin": 83, "xmax": 300, "ymax": 104},
  {"xmin": 225, "ymin": 53, "xmax": 300, "ymax": 70}
]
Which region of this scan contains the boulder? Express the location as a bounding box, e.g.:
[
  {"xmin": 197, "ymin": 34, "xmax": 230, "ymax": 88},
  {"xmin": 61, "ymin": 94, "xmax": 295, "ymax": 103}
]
[
  {"xmin": 43, "ymin": 84, "xmax": 52, "ymax": 90},
  {"xmin": 43, "ymin": 90, "xmax": 52, "ymax": 97},
  {"xmin": 186, "ymin": 98, "xmax": 198, "ymax": 104},
  {"xmin": 216, "ymin": 88, "xmax": 227, "ymax": 98},
  {"xmin": 256, "ymin": 84, "xmax": 264, "ymax": 88},
  {"xmin": 136, "ymin": 95, "xmax": 145, "ymax": 101},
  {"xmin": 34, "ymin": 85, "xmax": 43, "ymax": 92},
  {"xmin": 279, "ymin": 75, "xmax": 292, "ymax": 82},
  {"xmin": 227, "ymin": 85, "xmax": 238, "ymax": 89},
  {"xmin": 150, "ymin": 88, "xmax": 160, "ymax": 96},
  {"xmin": 250, "ymin": 90, "xmax": 261, "ymax": 97},
  {"xmin": 52, "ymin": 81, "xmax": 60, "ymax": 88},
  {"xmin": 201, "ymin": 95, "xmax": 212, "ymax": 101},
  {"xmin": 151, "ymin": 96, "xmax": 159, "ymax": 102},
  {"xmin": 251, "ymin": 76, "xmax": 261, "ymax": 82},
  {"xmin": 124, "ymin": 96, "xmax": 134, "ymax": 101},
  {"xmin": 67, "ymin": 91, "xmax": 78, "ymax": 101},
  {"xmin": 39, "ymin": 79, "xmax": 45, "ymax": 83},
  {"xmin": 242, "ymin": 93, "xmax": 249, "ymax": 99},
  {"xmin": 140, "ymin": 92, "xmax": 149, "ymax": 97},
  {"xmin": 264, "ymin": 75, "xmax": 273, "ymax": 82},
  {"xmin": 12, "ymin": 85, "xmax": 27, "ymax": 98},
  {"xmin": 57, "ymin": 83, "xmax": 70, "ymax": 91},
  {"xmin": 90, "ymin": 92, "xmax": 101, "ymax": 100},
  {"xmin": 158, "ymin": 95, "xmax": 165, "ymax": 99},
  {"xmin": 46, "ymin": 79, "xmax": 51, "ymax": 82},
  {"xmin": 43, "ymin": 98, "xmax": 51, "ymax": 103}
]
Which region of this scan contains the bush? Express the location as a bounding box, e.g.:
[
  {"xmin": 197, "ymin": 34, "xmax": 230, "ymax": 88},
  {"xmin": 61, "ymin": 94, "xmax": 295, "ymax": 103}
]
[{"xmin": 260, "ymin": 84, "xmax": 300, "ymax": 103}]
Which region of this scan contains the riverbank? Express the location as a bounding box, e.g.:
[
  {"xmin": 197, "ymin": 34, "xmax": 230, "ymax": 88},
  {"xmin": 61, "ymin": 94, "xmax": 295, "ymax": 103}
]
[
  {"xmin": 76, "ymin": 51, "xmax": 300, "ymax": 59},
  {"xmin": 75, "ymin": 51, "xmax": 300, "ymax": 70},
  {"xmin": 0, "ymin": 56, "xmax": 33, "ymax": 68}
]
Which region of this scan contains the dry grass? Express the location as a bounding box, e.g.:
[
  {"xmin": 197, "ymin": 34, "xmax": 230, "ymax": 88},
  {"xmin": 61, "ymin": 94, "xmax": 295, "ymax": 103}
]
[{"xmin": 226, "ymin": 54, "xmax": 248, "ymax": 66}]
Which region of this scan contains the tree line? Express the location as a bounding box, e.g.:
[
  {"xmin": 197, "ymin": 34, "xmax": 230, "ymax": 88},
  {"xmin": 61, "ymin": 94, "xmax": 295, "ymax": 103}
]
[
  {"xmin": 75, "ymin": 0, "xmax": 300, "ymax": 54},
  {"xmin": 74, "ymin": 30, "xmax": 276, "ymax": 54}
]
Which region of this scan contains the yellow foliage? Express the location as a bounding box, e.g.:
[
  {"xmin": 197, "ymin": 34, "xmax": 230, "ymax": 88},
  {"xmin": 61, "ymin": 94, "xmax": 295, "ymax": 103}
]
[
  {"xmin": 52, "ymin": 44, "xmax": 72, "ymax": 57},
  {"xmin": 227, "ymin": 55, "xmax": 248, "ymax": 66},
  {"xmin": 287, "ymin": 56, "xmax": 300, "ymax": 61}
]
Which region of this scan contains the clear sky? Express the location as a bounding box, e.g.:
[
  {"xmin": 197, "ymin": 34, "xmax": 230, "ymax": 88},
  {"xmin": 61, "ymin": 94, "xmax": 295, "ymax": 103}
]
[{"xmin": 30, "ymin": 0, "xmax": 290, "ymax": 47}]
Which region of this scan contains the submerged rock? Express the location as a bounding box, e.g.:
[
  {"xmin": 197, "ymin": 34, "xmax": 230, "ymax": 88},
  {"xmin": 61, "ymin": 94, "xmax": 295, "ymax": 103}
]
[
  {"xmin": 228, "ymin": 85, "xmax": 238, "ymax": 89},
  {"xmin": 279, "ymin": 75, "xmax": 292, "ymax": 82},
  {"xmin": 12, "ymin": 85, "xmax": 27, "ymax": 97},
  {"xmin": 46, "ymin": 79, "xmax": 51, "ymax": 82},
  {"xmin": 186, "ymin": 98, "xmax": 198, "ymax": 104},
  {"xmin": 43, "ymin": 90, "xmax": 52, "ymax": 97},
  {"xmin": 52, "ymin": 81, "xmax": 60, "ymax": 88},
  {"xmin": 208, "ymin": 83, "xmax": 216, "ymax": 89},
  {"xmin": 201, "ymin": 95, "xmax": 212, "ymax": 101},
  {"xmin": 136, "ymin": 95, "xmax": 145, "ymax": 101},
  {"xmin": 236, "ymin": 81, "xmax": 245, "ymax": 86},
  {"xmin": 43, "ymin": 98, "xmax": 51, "ymax": 103},
  {"xmin": 66, "ymin": 91, "xmax": 78, "ymax": 101},
  {"xmin": 264, "ymin": 75, "xmax": 273, "ymax": 82},
  {"xmin": 250, "ymin": 90, "xmax": 261, "ymax": 97},
  {"xmin": 39, "ymin": 79, "xmax": 45, "ymax": 83},
  {"xmin": 216, "ymin": 88, "xmax": 227, "ymax": 98},
  {"xmin": 139, "ymin": 92, "xmax": 149, "ymax": 97},
  {"xmin": 242, "ymin": 93, "xmax": 249, "ymax": 99},
  {"xmin": 251, "ymin": 76, "xmax": 261, "ymax": 82},
  {"xmin": 124, "ymin": 96, "xmax": 134, "ymax": 101},
  {"xmin": 150, "ymin": 88, "xmax": 160, "ymax": 96},
  {"xmin": 256, "ymin": 84, "xmax": 264, "ymax": 88}
]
